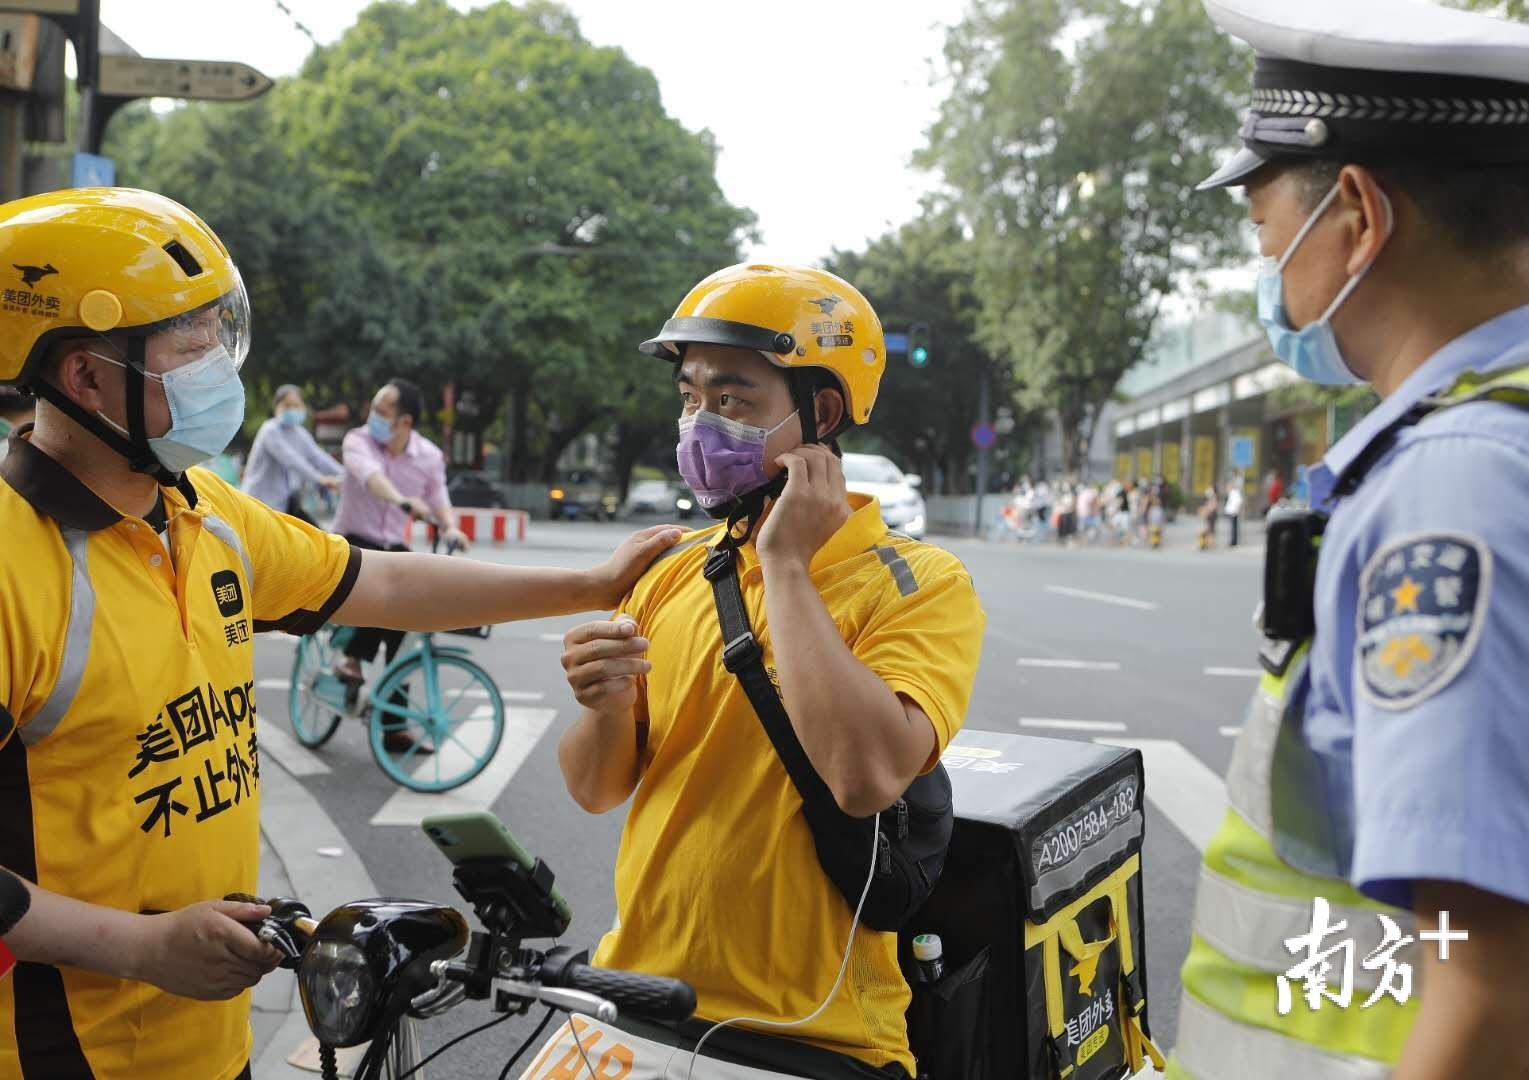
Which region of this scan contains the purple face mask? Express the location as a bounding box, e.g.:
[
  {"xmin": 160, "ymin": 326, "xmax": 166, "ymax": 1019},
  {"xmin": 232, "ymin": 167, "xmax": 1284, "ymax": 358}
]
[{"xmin": 676, "ymin": 409, "xmax": 796, "ymax": 512}]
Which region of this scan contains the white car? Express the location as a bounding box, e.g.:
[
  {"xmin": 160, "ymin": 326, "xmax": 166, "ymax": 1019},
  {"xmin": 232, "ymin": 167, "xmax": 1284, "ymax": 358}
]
[
  {"xmin": 842, "ymin": 452, "xmax": 926, "ymax": 539},
  {"xmin": 623, "ymin": 479, "xmax": 695, "ymax": 520}
]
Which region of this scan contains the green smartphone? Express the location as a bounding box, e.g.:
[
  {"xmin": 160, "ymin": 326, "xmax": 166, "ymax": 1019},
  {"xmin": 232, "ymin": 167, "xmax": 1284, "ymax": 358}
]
[{"xmin": 420, "ymin": 810, "xmax": 574, "ymax": 928}]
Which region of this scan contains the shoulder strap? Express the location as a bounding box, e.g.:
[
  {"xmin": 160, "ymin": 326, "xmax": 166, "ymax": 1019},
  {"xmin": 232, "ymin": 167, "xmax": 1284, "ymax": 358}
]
[
  {"xmin": 1427, "ymin": 360, "xmax": 1529, "ymax": 409},
  {"xmin": 703, "ymin": 545, "xmax": 838, "ymax": 812},
  {"xmin": 1331, "ymin": 361, "xmax": 1529, "ymax": 499}
]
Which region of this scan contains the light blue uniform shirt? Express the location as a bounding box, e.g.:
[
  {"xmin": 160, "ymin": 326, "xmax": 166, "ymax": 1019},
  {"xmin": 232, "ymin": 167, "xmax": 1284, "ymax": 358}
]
[
  {"xmin": 1303, "ymin": 304, "xmax": 1529, "ymax": 911},
  {"xmin": 240, "ymin": 417, "xmax": 343, "ymax": 512}
]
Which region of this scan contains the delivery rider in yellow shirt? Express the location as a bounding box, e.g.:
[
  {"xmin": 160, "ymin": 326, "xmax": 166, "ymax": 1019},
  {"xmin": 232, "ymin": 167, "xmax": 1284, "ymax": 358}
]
[{"xmin": 0, "ymin": 188, "xmax": 678, "ymax": 1080}]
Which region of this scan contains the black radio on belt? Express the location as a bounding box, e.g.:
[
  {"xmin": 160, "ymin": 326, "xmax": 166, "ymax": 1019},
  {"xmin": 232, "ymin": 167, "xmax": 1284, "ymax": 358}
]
[{"xmin": 1262, "ymin": 508, "xmax": 1326, "ymax": 641}]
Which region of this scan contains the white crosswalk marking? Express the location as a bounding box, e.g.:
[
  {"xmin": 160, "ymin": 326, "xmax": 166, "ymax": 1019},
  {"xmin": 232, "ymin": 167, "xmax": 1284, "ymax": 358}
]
[
  {"xmin": 370, "ymin": 706, "xmax": 558, "ymax": 826},
  {"xmin": 1218, "ymin": 725, "xmax": 1243, "ymax": 737},
  {"xmin": 1095, "ymin": 737, "xmax": 1227, "ymax": 853},
  {"xmin": 1203, "ymin": 666, "xmax": 1261, "ymax": 678}
]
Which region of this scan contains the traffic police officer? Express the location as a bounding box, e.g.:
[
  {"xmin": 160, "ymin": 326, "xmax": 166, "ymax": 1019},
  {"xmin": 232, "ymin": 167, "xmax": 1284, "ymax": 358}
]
[{"xmin": 1172, "ymin": 1, "xmax": 1529, "ymax": 1078}]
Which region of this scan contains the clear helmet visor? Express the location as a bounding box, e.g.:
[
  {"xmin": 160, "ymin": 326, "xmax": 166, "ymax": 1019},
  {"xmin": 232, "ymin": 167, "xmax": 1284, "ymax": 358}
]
[{"xmin": 145, "ymin": 270, "xmax": 252, "ymax": 383}]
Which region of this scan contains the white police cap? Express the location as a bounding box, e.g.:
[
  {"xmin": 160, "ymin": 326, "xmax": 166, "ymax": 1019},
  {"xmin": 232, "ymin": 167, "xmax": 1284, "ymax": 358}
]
[{"xmin": 1199, "ymin": 0, "xmax": 1529, "ymax": 190}]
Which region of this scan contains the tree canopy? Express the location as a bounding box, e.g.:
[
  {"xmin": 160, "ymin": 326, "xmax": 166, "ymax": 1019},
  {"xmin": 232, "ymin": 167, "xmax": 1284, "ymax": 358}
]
[
  {"xmin": 108, "ymin": 0, "xmax": 753, "ymax": 483},
  {"xmin": 918, "ymin": 0, "xmax": 1248, "ymax": 473}
]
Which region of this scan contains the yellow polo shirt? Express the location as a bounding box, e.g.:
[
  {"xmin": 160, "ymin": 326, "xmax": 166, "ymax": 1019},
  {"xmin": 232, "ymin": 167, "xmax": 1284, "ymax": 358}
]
[
  {"xmin": 0, "ymin": 433, "xmax": 360, "ymax": 1080},
  {"xmin": 592, "ymin": 494, "xmax": 984, "ymax": 1073}
]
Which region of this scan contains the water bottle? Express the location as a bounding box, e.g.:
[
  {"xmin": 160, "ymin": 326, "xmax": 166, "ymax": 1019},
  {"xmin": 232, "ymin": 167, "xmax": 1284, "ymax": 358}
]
[{"xmin": 912, "ymin": 932, "xmax": 945, "ymax": 984}]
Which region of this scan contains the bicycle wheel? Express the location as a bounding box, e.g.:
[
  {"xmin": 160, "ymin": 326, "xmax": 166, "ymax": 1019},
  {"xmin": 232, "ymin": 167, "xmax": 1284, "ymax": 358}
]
[
  {"xmin": 288, "ymin": 631, "xmax": 345, "ymax": 748},
  {"xmin": 368, "ymin": 652, "xmax": 505, "ymax": 791}
]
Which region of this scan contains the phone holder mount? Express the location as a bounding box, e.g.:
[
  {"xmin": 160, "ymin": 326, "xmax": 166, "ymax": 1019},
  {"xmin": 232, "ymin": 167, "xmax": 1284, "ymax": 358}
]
[{"xmin": 447, "ymin": 856, "xmax": 573, "ymax": 1002}]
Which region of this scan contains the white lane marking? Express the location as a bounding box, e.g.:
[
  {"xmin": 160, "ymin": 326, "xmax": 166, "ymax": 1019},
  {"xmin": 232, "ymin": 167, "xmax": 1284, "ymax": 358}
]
[
  {"xmin": 538, "ymin": 633, "xmax": 565, "ymax": 643},
  {"xmin": 257, "ymin": 720, "xmax": 332, "ymax": 777},
  {"xmin": 1044, "ymin": 584, "xmax": 1158, "ymax": 611},
  {"xmin": 1204, "ymin": 666, "xmax": 1262, "ymax": 678},
  {"xmin": 1219, "ymin": 725, "xmax": 1243, "ymax": 737},
  {"xmin": 256, "ymin": 677, "xmax": 290, "ymax": 690},
  {"xmin": 1095, "ymin": 737, "xmax": 1227, "ymax": 853},
  {"xmin": 1020, "ymin": 717, "xmax": 1128, "ymax": 733},
  {"xmin": 447, "ymin": 687, "xmax": 547, "ymax": 703},
  {"xmin": 1017, "ymin": 657, "xmax": 1122, "ymax": 671},
  {"xmin": 370, "ymin": 707, "xmax": 558, "ymax": 826}
]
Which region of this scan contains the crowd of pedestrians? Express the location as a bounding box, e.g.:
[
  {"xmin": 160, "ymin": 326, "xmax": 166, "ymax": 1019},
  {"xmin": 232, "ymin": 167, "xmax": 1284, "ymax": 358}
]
[{"xmin": 995, "ymin": 468, "xmax": 1295, "ymax": 550}]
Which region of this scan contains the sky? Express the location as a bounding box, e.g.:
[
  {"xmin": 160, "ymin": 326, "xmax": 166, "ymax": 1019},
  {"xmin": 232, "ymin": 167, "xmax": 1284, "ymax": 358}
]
[{"xmin": 99, "ymin": 0, "xmax": 972, "ymax": 265}]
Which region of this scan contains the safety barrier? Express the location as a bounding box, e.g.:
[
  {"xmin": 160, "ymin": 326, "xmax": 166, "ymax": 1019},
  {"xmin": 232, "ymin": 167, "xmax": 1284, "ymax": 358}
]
[{"xmin": 408, "ymin": 507, "xmax": 529, "ymax": 545}]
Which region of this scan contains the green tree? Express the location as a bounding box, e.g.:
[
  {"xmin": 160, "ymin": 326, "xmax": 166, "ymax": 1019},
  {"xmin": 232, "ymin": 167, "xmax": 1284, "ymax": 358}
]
[
  {"xmin": 277, "ymin": 0, "xmax": 752, "ymax": 481},
  {"xmin": 109, "ymin": 0, "xmax": 754, "ymax": 484},
  {"xmin": 922, "ymin": 0, "xmax": 1248, "ymax": 473},
  {"xmin": 1455, "ymin": 0, "xmax": 1529, "ymax": 17},
  {"xmin": 827, "ymin": 219, "xmax": 1014, "ymax": 493},
  {"xmin": 107, "ymin": 96, "xmax": 407, "ymax": 434}
]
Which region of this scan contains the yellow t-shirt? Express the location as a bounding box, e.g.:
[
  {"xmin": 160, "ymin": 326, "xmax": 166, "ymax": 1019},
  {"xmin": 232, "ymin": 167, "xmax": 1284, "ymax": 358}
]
[
  {"xmin": 592, "ymin": 494, "xmax": 985, "ymax": 1073},
  {"xmin": 0, "ymin": 435, "xmax": 360, "ymax": 1080}
]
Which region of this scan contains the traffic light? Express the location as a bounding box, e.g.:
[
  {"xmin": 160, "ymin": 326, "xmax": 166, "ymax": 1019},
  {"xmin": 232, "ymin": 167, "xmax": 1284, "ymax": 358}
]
[{"xmin": 908, "ymin": 322, "xmax": 930, "ymax": 368}]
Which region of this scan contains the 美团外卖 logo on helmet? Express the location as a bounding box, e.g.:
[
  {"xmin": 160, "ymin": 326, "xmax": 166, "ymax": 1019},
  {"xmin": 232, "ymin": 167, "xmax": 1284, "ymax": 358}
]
[
  {"xmin": 14, "ymin": 263, "xmax": 57, "ymax": 288},
  {"xmin": 808, "ymin": 296, "xmax": 842, "ymax": 315}
]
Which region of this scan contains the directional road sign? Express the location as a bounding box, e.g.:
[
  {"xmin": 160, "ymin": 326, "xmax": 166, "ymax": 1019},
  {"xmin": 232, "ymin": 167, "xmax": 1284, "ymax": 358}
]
[
  {"xmin": 98, "ymin": 55, "xmax": 272, "ymax": 101},
  {"xmin": 884, "ymin": 331, "xmax": 909, "ymax": 356}
]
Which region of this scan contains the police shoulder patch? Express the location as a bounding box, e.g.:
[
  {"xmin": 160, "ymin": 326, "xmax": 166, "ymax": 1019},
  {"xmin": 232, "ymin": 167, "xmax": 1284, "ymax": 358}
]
[{"xmin": 1357, "ymin": 532, "xmax": 1491, "ymax": 711}]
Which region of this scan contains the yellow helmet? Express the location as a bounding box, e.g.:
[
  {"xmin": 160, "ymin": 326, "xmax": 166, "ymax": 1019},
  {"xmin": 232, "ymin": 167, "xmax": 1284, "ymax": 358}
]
[
  {"xmin": 640, "ymin": 263, "xmax": 885, "ymax": 425},
  {"xmin": 0, "ymin": 187, "xmax": 250, "ymax": 387}
]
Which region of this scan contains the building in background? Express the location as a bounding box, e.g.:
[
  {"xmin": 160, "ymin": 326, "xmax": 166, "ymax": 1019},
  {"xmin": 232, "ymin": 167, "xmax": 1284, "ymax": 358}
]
[{"xmin": 1105, "ymin": 310, "xmax": 1370, "ymax": 506}]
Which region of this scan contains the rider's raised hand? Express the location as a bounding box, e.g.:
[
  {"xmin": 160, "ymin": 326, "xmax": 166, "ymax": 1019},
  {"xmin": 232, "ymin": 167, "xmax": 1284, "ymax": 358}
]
[
  {"xmin": 131, "ymin": 899, "xmax": 285, "ymax": 1001},
  {"xmin": 562, "ymin": 616, "xmax": 651, "ymax": 716},
  {"xmin": 587, "ymin": 525, "xmax": 684, "ymax": 609}
]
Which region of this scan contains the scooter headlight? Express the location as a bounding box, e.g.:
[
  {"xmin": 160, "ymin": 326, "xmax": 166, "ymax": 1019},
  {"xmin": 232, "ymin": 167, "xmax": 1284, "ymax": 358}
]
[{"xmin": 299, "ymin": 940, "xmax": 377, "ymax": 1047}]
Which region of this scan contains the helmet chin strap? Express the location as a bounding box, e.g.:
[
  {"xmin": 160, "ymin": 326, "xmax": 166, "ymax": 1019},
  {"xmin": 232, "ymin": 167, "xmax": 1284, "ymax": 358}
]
[
  {"xmin": 33, "ymin": 338, "xmax": 186, "ymax": 488},
  {"xmin": 715, "ymin": 372, "xmax": 842, "ymax": 550}
]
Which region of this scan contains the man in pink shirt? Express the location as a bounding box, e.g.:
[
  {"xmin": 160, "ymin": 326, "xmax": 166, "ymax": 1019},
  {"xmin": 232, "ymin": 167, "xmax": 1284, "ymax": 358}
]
[{"xmin": 332, "ymin": 378, "xmax": 467, "ymax": 733}]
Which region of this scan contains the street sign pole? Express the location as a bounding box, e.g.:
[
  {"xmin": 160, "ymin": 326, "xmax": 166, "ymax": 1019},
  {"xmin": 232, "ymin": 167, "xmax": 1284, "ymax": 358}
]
[{"xmin": 74, "ymin": 0, "xmax": 96, "ymax": 152}]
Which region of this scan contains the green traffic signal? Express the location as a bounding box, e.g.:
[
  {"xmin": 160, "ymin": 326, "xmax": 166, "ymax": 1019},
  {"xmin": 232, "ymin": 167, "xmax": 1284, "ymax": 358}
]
[{"xmin": 910, "ymin": 345, "xmax": 929, "ymax": 367}]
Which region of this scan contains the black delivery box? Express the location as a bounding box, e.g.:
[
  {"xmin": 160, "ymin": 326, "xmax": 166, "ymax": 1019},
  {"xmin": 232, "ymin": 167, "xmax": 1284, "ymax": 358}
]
[{"xmin": 903, "ymin": 729, "xmax": 1153, "ymax": 1080}]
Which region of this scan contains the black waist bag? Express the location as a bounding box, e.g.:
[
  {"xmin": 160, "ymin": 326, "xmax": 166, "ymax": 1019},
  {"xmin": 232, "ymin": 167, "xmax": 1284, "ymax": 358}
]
[{"xmin": 705, "ymin": 545, "xmax": 954, "ymax": 932}]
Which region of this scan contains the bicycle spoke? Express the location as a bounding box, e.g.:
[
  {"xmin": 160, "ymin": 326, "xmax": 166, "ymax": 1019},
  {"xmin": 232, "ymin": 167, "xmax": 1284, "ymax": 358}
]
[
  {"xmin": 375, "ymin": 700, "xmax": 432, "ymax": 727},
  {"xmin": 442, "ymin": 725, "xmax": 482, "ymax": 759}
]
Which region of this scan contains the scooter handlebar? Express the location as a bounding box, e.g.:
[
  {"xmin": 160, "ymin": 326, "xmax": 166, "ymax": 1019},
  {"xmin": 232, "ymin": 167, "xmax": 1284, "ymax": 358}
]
[{"xmin": 539, "ymin": 949, "xmax": 696, "ymax": 1023}]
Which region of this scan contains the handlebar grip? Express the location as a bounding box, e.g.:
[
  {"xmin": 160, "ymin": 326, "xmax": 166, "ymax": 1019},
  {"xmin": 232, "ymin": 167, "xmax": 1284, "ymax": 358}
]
[{"xmin": 546, "ymin": 960, "xmax": 696, "ymax": 1022}]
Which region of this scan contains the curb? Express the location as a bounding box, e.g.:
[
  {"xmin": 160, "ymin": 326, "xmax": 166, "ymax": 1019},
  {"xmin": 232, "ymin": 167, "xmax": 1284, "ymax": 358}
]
[{"xmin": 253, "ymin": 745, "xmax": 380, "ymax": 1079}]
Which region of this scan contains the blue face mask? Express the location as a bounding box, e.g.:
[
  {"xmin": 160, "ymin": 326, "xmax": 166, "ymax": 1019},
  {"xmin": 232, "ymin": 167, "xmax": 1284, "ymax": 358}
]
[
  {"xmin": 367, "ymin": 409, "xmax": 395, "ymax": 444},
  {"xmin": 1255, "ymin": 182, "xmax": 1393, "ymax": 386},
  {"xmin": 96, "ymin": 344, "xmax": 246, "ymax": 474},
  {"xmin": 279, "ymin": 406, "xmax": 306, "ymax": 427}
]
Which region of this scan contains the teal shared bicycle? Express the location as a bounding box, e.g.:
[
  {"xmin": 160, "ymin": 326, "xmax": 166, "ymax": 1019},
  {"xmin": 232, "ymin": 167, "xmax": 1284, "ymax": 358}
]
[{"xmin": 286, "ymin": 536, "xmax": 505, "ymax": 792}]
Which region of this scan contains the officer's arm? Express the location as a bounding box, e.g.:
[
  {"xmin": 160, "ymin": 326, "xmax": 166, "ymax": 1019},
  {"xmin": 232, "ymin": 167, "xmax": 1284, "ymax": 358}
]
[{"xmin": 1396, "ymin": 881, "xmax": 1529, "ymax": 1078}]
